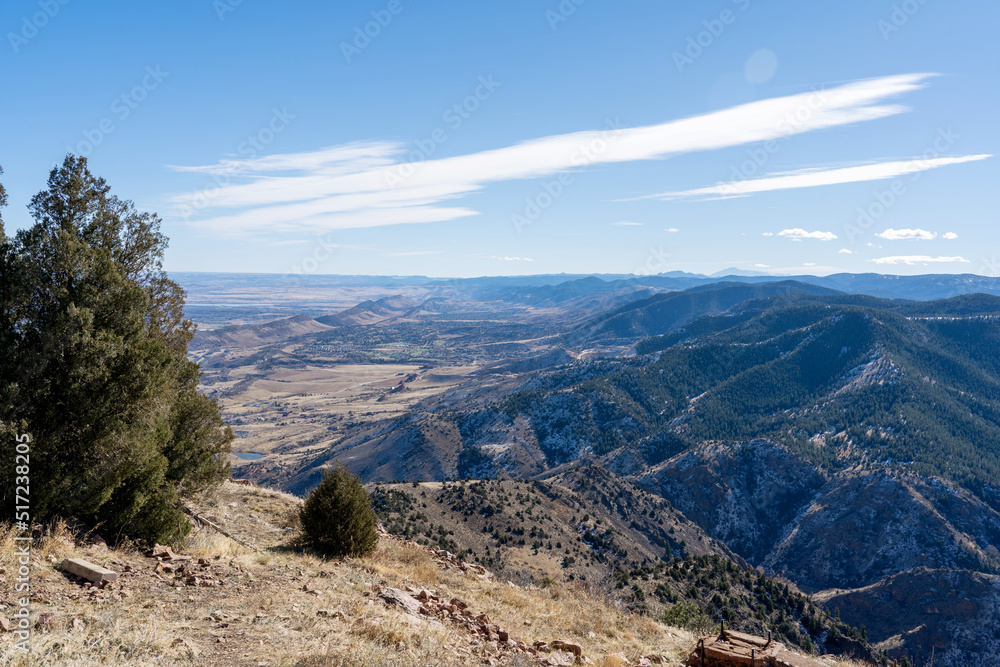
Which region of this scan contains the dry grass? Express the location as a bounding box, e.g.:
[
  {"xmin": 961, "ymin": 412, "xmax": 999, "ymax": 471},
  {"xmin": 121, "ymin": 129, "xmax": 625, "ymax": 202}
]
[{"xmin": 0, "ymin": 482, "xmax": 871, "ymax": 667}]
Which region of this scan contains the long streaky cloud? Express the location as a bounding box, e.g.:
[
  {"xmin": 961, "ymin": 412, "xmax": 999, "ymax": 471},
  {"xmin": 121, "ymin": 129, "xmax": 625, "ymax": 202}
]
[
  {"xmin": 647, "ymin": 154, "xmax": 991, "ymax": 201},
  {"xmin": 170, "ymin": 73, "xmax": 936, "ymax": 234}
]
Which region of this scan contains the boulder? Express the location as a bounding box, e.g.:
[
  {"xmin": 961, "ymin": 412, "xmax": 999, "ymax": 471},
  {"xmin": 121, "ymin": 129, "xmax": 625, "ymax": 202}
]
[
  {"xmin": 378, "ymin": 587, "xmax": 423, "ymax": 616},
  {"xmin": 60, "ymin": 558, "xmax": 118, "ymax": 585},
  {"xmin": 551, "ymin": 639, "xmax": 584, "ymax": 657}
]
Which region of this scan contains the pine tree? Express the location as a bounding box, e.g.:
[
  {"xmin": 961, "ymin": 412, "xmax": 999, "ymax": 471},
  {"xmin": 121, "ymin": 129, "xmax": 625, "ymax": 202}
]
[
  {"xmin": 0, "ymin": 156, "xmax": 232, "ymax": 544},
  {"xmin": 300, "ymin": 462, "xmax": 378, "ymax": 558}
]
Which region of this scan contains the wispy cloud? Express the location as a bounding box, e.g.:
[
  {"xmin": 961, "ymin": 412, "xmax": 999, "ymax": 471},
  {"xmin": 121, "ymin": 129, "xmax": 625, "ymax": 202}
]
[
  {"xmin": 872, "ymin": 255, "xmax": 970, "ymax": 265},
  {"xmin": 777, "ymin": 228, "xmax": 838, "ymax": 241},
  {"xmin": 489, "ymin": 256, "xmax": 534, "ymax": 262},
  {"xmin": 386, "ymin": 250, "xmax": 443, "ymax": 257},
  {"xmin": 270, "ymin": 239, "xmax": 313, "ymax": 246},
  {"xmin": 876, "ymin": 228, "xmax": 936, "ymax": 240},
  {"xmin": 665, "ymin": 227, "xmax": 680, "ymax": 233},
  {"xmin": 839, "ymin": 248, "xmax": 853, "ymax": 254},
  {"xmin": 646, "ymin": 154, "xmax": 991, "ymax": 201},
  {"xmin": 612, "ymin": 221, "xmax": 643, "ymax": 226},
  {"xmin": 170, "ymin": 73, "xmax": 937, "ymax": 234}
]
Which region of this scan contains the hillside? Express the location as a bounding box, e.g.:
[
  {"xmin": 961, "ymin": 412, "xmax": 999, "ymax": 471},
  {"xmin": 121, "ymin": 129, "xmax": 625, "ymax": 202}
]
[
  {"xmin": 190, "ymin": 314, "xmax": 333, "ymax": 351},
  {"xmin": 368, "ymin": 467, "xmax": 740, "ymax": 582},
  {"xmin": 314, "ymin": 296, "xmax": 420, "ymax": 327},
  {"xmin": 257, "ymin": 291, "xmax": 1000, "ymax": 664},
  {"xmin": 568, "ymin": 282, "xmax": 841, "ymax": 345},
  {"xmin": 287, "ymin": 293, "xmax": 1000, "ymax": 502},
  {"xmin": 369, "ymin": 469, "xmax": 874, "ymax": 660},
  {"xmin": 815, "ymin": 568, "xmax": 1000, "ymax": 666},
  {"xmin": 0, "ymin": 481, "xmax": 874, "ymax": 667}
]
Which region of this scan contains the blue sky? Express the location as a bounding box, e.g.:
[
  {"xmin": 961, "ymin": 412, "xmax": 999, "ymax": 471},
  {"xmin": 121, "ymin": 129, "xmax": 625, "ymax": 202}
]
[{"xmin": 2, "ymin": 0, "xmax": 997, "ymax": 278}]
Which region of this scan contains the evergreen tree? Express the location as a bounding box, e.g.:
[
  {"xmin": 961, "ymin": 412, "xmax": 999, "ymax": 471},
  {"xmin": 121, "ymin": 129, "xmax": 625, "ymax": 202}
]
[
  {"xmin": 0, "ymin": 156, "xmax": 232, "ymax": 545},
  {"xmin": 300, "ymin": 462, "xmax": 378, "ymax": 558}
]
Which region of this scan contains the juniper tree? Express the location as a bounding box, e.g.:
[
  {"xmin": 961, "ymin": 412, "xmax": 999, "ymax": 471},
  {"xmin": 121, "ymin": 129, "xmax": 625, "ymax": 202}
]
[
  {"xmin": 300, "ymin": 462, "xmax": 378, "ymax": 558},
  {"xmin": 0, "ymin": 156, "xmax": 232, "ymax": 544}
]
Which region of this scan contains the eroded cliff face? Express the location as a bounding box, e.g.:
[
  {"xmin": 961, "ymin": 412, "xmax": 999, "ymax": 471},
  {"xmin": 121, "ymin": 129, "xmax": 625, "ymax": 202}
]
[
  {"xmin": 629, "ymin": 440, "xmax": 1000, "ymax": 586},
  {"xmin": 627, "ymin": 440, "xmax": 1000, "ymax": 666},
  {"xmin": 633, "ymin": 440, "xmax": 828, "ymax": 564},
  {"xmin": 765, "ymin": 471, "xmax": 1000, "ymax": 592},
  {"xmin": 815, "ymin": 568, "xmax": 1000, "ymax": 667}
]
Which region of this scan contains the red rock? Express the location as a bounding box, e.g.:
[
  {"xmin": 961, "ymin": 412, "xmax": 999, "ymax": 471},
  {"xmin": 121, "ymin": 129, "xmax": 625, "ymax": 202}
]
[
  {"xmin": 151, "ymin": 544, "xmax": 172, "ymax": 559},
  {"xmin": 551, "ymin": 640, "xmax": 583, "ymax": 657}
]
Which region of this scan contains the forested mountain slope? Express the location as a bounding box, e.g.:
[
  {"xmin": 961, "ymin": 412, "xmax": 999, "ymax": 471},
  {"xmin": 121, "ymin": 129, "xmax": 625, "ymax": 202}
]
[{"xmin": 260, "ymin": 289, "xmax": 1000, "ymax": 665}]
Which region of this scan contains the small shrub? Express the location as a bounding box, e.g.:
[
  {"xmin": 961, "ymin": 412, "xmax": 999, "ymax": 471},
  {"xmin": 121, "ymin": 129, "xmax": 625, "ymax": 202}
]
[
  {"xmin": 661, "ymin": 601, "xmax": 713, "ymax": 634},
  {"xmin": 300, "ymin": 463, "xmax": 378, "ymax": 558}
]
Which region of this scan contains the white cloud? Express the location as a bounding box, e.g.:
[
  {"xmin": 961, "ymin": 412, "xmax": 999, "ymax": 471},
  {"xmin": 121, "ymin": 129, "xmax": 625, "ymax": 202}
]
[
  {"xmin": 872, "ymin": 255, "xmax": 970, "ymax": 265},
  {"xmin": 489, "ymin": 256, "xmax": 534, "ymax": 262},
  {"xmin": 876, "ymin": 228, "xmax": 936, "ymax": 240},
  {"xmin": 755, "ymin": 263, "xmax": 770, "ymax": 268},
  {"xmin": 665, "ymin": 227, "xmax": 680, "ymax": 233},
  {"xmin": 777, "ymin": 228, "xmax": 838, "ymax": 241},
  {"xmin": 646, "ymin": 154, "xmax": 991, "ymax": 201},
  {"xmin": 386, "ymin": 250, "xmax": 443, "ymax": 257},
  {"xmin": 839, "ymin": 248, "xmax": 853, "ymax": 254},
  {"xmin": 612, "ymin": 221, "xmax": 643, "ymax": 226},
  {"xmin": 943, "ymin": 232, "xmax": 959, "ymax": 240},
  {"xmin": 171, "ymin": 73, "xmax": 936, "ymax": 234},
  {"xmin": 804, "ymin": 262, "xmax": 817, "ymax": 266},
  {"xmin": 762, "ymin": 232, "xmax": 774, "ymax": 237}
]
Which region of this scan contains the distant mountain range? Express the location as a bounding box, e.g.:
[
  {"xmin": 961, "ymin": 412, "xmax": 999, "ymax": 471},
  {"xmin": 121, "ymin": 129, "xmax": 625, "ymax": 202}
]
[
  {"xmin": 238, "ymin": 282, "xmax": 1000, "ymax": 665},
  {"xmin": 175, "ymin": 270, "xmax": 1000, "ymax": 304},
  {"xmin": 190, "ymin": 274, "xmax": 1000, "ymax": 665}
]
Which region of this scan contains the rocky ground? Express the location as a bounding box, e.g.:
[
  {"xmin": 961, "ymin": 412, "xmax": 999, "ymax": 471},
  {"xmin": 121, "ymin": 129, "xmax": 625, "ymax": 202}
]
[{"xmin": 0, "ymin": 481, "xmax": 876, "ymax": 667}]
